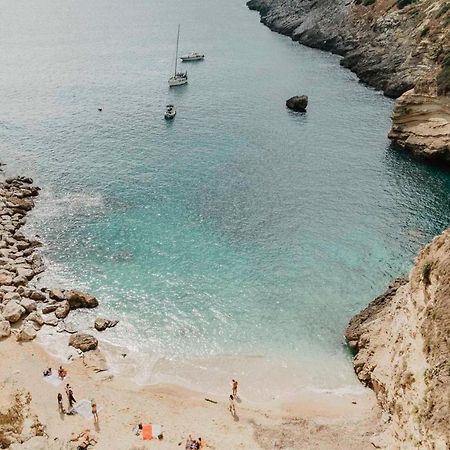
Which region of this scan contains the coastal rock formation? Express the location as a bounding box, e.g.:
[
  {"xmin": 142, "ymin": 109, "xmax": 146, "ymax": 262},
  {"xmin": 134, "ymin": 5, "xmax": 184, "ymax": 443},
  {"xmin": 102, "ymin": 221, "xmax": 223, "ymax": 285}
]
[
  {"xmin": 66, "ymin": 289, "xmax": 98, "ymax": 309},
  {"xmin": 286, "ymin": 95, "xmax": 308, "ymax": 112},
  {"xmin": 3, "ymin": 301, "xmax": 25, "ymax": 323},
  {"xmin": 69, "ymin": 333, "xmax": 98, "ymax": 352},
  {"xmin": 346, "ymin": 228, "xmax": 450, "ymax": 448},
  {"xmin": 94, "ymin": 318, "xmax": 118, "ymax": 331},
  {"xmin": 388, "ymin": 91, "xmax": 450, "ymax": 161},
  {"xmin": 0, "ymin": 176, "xmax": 101, "ymax": 348},
  {"xmin": 247, "ymin": 0, "xmax": 450, "ymax": 162}
]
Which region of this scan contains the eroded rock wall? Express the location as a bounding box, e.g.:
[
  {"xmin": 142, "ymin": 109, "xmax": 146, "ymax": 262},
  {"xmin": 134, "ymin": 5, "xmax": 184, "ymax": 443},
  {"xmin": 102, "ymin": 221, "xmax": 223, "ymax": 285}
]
[
  {"xmin": 247, "ymin": 0, "xmax": 450, "ymax": 162},
  {"xmin": 346, "ymin": 229, "xmax": 450, "ymax": 449}
]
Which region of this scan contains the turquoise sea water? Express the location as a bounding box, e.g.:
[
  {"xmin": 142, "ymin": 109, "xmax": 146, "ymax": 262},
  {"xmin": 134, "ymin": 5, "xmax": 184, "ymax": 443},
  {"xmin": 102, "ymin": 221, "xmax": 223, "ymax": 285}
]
[{"xmin": 1, "ymin": 0, "xmax": 450, "ymax": 398}]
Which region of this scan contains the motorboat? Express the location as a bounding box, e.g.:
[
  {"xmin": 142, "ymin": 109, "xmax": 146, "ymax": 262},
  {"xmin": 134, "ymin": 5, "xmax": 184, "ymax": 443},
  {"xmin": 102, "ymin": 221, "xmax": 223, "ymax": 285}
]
[
  {"xmin": 180, "ymin": 52, "xmax": 205, "ymax": 62},
  {"xmin": 164, "ymin": 104, "xmax": 176, "ymax": 120},
  {"xmin": 168, "ymin": 25, "xmax": 188, "ymax": 87}
]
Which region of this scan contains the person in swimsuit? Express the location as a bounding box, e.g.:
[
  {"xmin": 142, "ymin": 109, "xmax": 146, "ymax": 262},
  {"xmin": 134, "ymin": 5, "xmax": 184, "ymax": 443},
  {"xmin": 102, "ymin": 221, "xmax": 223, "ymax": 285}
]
[
  {"xmin": 228, "ymin": 394, "xmax": 236, "ymax": 416},
  {"xmin": 68, "ymin": 388, "xmax": 77, "ymax": 408},
  {"xmin": 58, "ymin": 366, "xmax": 67, "ymax": 379},
  {"xmin": 91, "ymin": 399, "xmax": 98, "ymax": 423},
  {"xmin": 57, "ymin": 393, "xmax": 64, "ymax": 414},
  {"xmin": 231, "ymin": 379, "xmax": 238, "ymax": 398}
]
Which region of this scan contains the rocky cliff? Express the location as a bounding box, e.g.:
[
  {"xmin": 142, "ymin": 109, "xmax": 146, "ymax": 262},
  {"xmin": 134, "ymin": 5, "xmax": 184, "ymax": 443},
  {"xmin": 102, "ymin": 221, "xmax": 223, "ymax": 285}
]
[
  {"xmin": 345, "ymin": 229, "xmax": 450, "ymax": 449},
  {"xmin": 247, "ymin": 0, "xmax": 450, "ymax": 162}
]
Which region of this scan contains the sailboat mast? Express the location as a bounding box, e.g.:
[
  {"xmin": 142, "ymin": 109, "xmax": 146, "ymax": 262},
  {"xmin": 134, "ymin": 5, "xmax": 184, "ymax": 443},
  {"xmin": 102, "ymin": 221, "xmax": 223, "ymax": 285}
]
[{"xmin": 174, "ymin": 24, "xmax": 180, "ymax": 76}]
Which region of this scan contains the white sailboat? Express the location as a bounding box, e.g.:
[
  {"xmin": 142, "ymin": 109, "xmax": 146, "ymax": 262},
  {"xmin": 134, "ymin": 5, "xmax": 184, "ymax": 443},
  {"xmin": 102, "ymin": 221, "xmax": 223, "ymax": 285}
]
[
  {"xmin": 180, "ymin": 52, "xmax": 205, "ymax": 62},
  {"xmin": 168, "ymin": 25, "xmax": 188, "ymax": 87}
]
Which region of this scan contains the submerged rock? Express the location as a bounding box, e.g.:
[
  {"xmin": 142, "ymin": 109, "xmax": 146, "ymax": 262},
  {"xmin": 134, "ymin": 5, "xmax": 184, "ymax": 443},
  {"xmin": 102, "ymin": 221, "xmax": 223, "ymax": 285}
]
[
  {"xmin": 55, "ymin": 300, "xmax": 70, "ymax": 319},
  {"xmin": 69, "ymin": 333, "xmax": 98, "ymax": 352},
  {"xmin": 94, "ymin": 318, "xmax": 119, "ymax": 331},
  {"xmin": 286, "ymin": 95, "xmax": 308, "ymax": 112}
]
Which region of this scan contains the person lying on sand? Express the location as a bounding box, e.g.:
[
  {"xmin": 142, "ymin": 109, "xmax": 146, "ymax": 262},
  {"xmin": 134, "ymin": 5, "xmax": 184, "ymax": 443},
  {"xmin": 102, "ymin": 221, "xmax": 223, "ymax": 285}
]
[
  {"xmin": 70, "ymin": 429, "xmax": 97, "ymax": 449},
  {"xmin": 58, "ymin": 365, "xmax": 67, "ymax": 379},
  {"xmin": 185, "ymin": 434, "xmax": 193, "ymax": 450},
  {"xmin": 43, "ymin": 367, "xmax": 52, "ymax": 377}
]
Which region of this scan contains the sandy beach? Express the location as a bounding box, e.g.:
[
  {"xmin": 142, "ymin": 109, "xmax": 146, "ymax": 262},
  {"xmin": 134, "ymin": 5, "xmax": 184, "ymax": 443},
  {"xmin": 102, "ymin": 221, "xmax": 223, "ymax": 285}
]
[{"xmin": 0, "ymin": 337, "xmax": 384, "ymax": 449}]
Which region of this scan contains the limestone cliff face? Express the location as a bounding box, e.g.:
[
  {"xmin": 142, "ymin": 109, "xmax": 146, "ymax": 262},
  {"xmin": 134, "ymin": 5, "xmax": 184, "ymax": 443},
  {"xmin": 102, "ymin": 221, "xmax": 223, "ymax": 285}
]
[
  {"xmin": 345, "ymin": 229, "xmax": 450, "ymax": 449},
  {"xmin": 389, "ymin": 92, "xmax": 450, "ymax": 162},
  {"xmin": 247, "ymin": 0, "xmax": 450, "ymax": 162}
]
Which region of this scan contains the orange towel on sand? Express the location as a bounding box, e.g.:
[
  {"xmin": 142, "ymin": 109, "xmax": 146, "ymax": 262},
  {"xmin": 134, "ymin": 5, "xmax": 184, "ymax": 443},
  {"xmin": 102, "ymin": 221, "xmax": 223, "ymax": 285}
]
[{"xmin": 142, "ymin": 424, "xmax": 152, "ymax": 440}]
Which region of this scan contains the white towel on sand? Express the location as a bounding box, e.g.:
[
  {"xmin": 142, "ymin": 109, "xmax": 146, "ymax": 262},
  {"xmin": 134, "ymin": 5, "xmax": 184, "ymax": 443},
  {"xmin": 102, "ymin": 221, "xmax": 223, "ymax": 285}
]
[
  {"xmin": 43, "ymin": 373, "xmax": 63, "ymax": 387},
  {"xmin": 73, "ymin": 399, "xmax": 102, "ymax": 420}
]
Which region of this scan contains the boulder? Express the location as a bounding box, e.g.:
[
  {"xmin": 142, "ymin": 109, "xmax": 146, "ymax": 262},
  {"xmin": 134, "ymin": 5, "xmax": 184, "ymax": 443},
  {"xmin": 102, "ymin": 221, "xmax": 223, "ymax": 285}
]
[
  {"xmin": 7, "ymin": 196, "xmax": 34, "ymax": 211},
  {"xmin": 43, "ymin": 317, "xmax": 58, "ymax": 327},
  {"xmin": 66, "ymin": 289, "xmax": 98, "ymax": 309},
  {"xmin": 69, "ymin": 333, "xmax": 98, "ymax": 352},
  {"xmin": 55, "ymin": 300, "xmax": 70, "ymax": 319},
  {"xmin": 48, "ymin": 288, "xmax": 65, "ymax": 301},
  {"xmin": 3, "ymin": 301, "xmax": 25, "ymax": 323},
  {"xmin": 20, "ymin": 297, "xmax": 37, "ymax": 313},
  {"xmin": 30, "ymin": 254, "xmax": 45, "ymax": 274},
  {"xmin": 0, "ymin": 272, "xmax": 14, "ymax": 286},
  {"xmin": 0, "ymin": 320, "xmax": 11, "ymax": 338},
  {"xmin": 17, "ymin": 267, "xmax": 34, "ymax": 280},
  {"xmin": 13, "ymin": 275, "xmax": 28, "ymax": 286},
  {"xmin": 3, "ymin": 291, "xmax": 21, "ymax": 303},
  {"xmin": 286, "ymin": 95, "xmax": 308, "ymax": 112},
  {"xmin": 27, "ymin": 311, "xmax": 44, "ymax": 328},
  {"xmin": 41, "ymin": 303, "xmax": 58, "ymax": 314},
  {"xmin": 16, "ymin": 323, "xmax": 37, "ymax": 341},
  {"xmin": 94, "ymin": 318, "xmax": 119, "ymax": 331},
  {"xmin": 29, "ymin": 290, "xmax": 47, "ymax": 301}
]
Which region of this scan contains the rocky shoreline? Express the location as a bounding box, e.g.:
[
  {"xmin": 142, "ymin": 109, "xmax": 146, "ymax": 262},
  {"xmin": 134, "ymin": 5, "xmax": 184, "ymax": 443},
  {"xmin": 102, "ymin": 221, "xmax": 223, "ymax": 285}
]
[
  {"xmin": 247, "ymin": 0, "xmax": 450, "ymax": 163},
  {"xmin": 345, "ymin": 229, "xmax": 450, "ymax": 448},
  {"xmin": 0, "ymin": 176, "xmax": 107, "ymax": 352}
]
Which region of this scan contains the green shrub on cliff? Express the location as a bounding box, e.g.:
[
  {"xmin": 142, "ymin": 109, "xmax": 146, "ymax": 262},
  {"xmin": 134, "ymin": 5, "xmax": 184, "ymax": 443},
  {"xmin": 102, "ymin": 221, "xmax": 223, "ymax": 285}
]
[{"xmin": 397, "ymin": 0, "xmax": 416, "ymax": 9}]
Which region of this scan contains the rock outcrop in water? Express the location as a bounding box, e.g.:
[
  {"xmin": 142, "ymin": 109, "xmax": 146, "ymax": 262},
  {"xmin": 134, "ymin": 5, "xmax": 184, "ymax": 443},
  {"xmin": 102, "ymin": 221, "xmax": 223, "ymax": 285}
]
[
  {"xmin": 247, "ymin": 0, "xmax": 450, "ymax": 163},
  {"xmin": 345, "ymin": 228, "xmax": 450, "ymax": 448},
  {"xmin": 286, "ymin": 95, "xmax": 308, "ymax": 112}
]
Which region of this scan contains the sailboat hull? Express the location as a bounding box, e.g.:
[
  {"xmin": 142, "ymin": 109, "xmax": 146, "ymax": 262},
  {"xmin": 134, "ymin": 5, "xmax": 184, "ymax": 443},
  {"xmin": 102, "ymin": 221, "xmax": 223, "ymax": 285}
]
[{"xmin": 168, "ymin": 77, "xmax": 188, "ymax": 87}]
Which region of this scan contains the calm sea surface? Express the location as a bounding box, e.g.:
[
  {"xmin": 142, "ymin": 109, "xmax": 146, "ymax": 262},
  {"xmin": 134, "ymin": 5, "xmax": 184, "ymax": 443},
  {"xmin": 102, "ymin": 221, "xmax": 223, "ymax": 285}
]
[{"xmin": 1, "ymin": 0, "xmax": 450, "ymax": 399}]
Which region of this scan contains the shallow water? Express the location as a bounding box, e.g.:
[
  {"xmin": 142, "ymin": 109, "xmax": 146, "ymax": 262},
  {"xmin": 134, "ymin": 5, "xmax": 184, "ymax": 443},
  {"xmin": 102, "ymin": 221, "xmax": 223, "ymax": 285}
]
[{"xmin": 1, "ymin": 0, "xmax": 450, "ymax": 399}]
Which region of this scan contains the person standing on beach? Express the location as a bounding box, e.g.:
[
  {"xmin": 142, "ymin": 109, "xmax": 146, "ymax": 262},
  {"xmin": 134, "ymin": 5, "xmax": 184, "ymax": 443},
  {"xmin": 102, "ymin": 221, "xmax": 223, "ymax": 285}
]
[
  {"xmin": 91, "ymin": 399, "xmax": 98, "ymax": 424},
  {"xmin": 57, "ymin": 393, "xmax": 64, "ymax": 414},
  {"xmin": 231, "ymin": 379, "xmax": 238, "ymax": 398},
  {"xmin": 68, "ymin": 387, "xmax": 77, "ymax": 408},
  {"xmin": 228, "ymin": 394, "xmax": 236, "ymax": 416}
]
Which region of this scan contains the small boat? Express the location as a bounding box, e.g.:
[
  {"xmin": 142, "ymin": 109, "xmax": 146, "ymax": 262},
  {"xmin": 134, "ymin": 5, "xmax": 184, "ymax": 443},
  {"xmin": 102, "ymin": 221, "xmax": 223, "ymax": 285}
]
[
  {"xmin": 168, "ymin": 25, "xmax": 188, "ymax": 87},
  {"xmin": 180, "ymin": 52, "xmax": 205, "ymax": 62},
  {"xmin": 164, "ymin": 104, "xmax": 176, "ymax": 120}
]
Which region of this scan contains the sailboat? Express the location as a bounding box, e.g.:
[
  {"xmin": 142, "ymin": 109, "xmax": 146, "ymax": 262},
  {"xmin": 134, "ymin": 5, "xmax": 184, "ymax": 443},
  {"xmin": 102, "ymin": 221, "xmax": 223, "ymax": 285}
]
[{"xmin": 168, "ymin": 25, "xmax": 188, "ymax": 87}]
